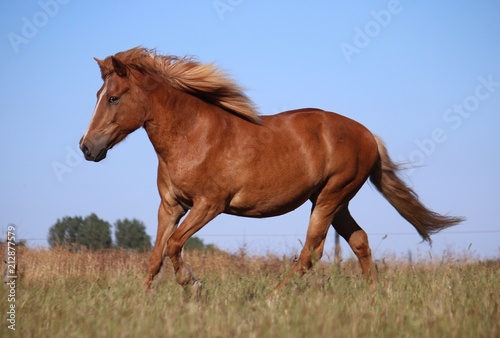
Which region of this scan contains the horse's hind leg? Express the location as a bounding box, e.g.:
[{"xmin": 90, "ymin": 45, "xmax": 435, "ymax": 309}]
[
  {"xmin": 332, "ymin": 206, "xmax": 377, "ymax": 286},
  {"xmin": 274, "ymin": 201, "xmax": 338, "ymax": 290}
]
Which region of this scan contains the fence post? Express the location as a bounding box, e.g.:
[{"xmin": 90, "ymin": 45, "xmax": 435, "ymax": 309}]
[{"xmin": 334, "ymin": 232, "xmax": 342, "ymax": 269}]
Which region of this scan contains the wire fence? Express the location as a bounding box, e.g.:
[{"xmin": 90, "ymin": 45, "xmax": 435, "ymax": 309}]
[{"xmin": 12, "ymin": 229, "xmax": 500, "ymax": 244}]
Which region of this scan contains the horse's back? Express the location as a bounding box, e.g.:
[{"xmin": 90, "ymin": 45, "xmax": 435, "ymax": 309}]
[
  {"xmin": 263, "ymin": 108, "xmax": 377, "ymax": 161},
  {"xmin": 264, "ymin": 108, "xmax": 372, "ymax": 136}
]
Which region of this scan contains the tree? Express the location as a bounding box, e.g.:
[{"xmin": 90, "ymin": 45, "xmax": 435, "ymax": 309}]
[
  {"xmin": 79, "ymin": 214, "xmax": 112, "ymax": 250},
  {"xmin": 48, "ymin": 216, "xmax": 83, "ymax": 249},
  {"xmin": 115, "ymin": 218, "xmax": 151, "ymax": 251},
  {"xmin": 48, "ymin": 214, "xmax": 112, "ymax": 251}
]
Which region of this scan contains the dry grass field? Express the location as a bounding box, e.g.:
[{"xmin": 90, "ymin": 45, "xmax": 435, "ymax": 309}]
[{"xmin": 1, "ymin": 246, "xmax": 499, "ymax": 337}]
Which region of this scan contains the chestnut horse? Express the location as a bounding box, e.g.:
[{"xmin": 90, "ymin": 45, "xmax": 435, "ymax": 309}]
[{"xmin": 80, "ymin": 47, "xmax": 463, "ymax": 290}]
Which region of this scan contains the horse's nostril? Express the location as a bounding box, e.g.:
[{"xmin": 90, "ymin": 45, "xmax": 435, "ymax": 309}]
[{"xmin": 80, "ymin": 143, "xmax": 90, "ymax": 157}]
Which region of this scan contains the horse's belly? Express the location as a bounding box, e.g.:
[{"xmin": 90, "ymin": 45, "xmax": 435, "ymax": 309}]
[{"xmin": 225, "ymin": 185, "xmax": 314, "ymax": 218}]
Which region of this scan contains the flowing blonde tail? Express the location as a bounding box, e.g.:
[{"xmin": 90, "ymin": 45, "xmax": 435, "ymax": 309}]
[{"xmin": 369, "ymin": 135, "xmax": 464, "ymax": 242}]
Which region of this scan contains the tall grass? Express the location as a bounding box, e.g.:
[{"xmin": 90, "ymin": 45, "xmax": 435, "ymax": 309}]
[{"xmin": 1, "ymin": 247, "xmax": 498, "ymax": 337}]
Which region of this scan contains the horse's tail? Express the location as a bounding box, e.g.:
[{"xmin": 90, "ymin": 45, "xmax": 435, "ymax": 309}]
[{"xmin": 369, "ymin": 134, "xmax": 464, "ymax": 242}]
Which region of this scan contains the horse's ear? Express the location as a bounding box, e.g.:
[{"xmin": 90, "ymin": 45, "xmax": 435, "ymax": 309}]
[
  {"xmin": 94, "ymin": 57, "xmax": 108, "ymax": 79},
  {"xmin": 111, "ymin": 56, "xmax": 128, "ymax": 77}
]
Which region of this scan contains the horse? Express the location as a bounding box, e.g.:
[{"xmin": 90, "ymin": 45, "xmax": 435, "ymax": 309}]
[{"xmin": 80, "ymin": 47, "xmax": 463, "ymax": 291}]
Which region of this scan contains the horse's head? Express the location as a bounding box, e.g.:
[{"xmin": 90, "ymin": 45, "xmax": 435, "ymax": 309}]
[{"xmin": 80, "ymin": 56, "xmax": 147, "ymax": 162}]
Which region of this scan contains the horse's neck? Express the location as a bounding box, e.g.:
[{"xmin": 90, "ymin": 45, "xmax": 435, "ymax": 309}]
[{"xmin": 144, "ymin": 87, "xmax": 230, "ymax": 160}]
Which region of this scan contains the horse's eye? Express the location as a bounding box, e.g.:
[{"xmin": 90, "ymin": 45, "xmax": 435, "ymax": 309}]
[{"xmin": 108, "ymin": 96, "xmax": 120, "ymax": 104}]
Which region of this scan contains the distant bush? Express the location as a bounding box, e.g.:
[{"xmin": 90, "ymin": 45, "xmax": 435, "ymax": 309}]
[
  {"xmin": 184, "ymin": 236, "xmax": 216, "ymax": 251},
  {"xmin": 114, "ymin": 218, "xmax": 151, "ymax": 251},
  {"xmin": 48, "ymin": 214, "xmax": 112, "ymax": 251}
]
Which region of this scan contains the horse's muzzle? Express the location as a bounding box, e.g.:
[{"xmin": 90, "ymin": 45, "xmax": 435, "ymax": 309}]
[{"xmin": 80, "ymin": 138, "xmax": 108, "ymax": 162}]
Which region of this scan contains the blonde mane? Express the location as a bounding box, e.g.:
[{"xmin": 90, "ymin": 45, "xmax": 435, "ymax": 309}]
[{"xmin": 100, "ymin": 47, "xmax": 261, "ymax": 124}]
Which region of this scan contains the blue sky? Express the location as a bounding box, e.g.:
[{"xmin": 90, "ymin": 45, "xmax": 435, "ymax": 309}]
[{"xmin": 1, "ymin": 1, "xmax": 499, "ymax": 260}]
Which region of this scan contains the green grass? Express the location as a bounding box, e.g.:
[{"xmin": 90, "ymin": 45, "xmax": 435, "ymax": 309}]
[{"xmin": 1, "ymin": 248, "xmax": 499, "ymax": 337}]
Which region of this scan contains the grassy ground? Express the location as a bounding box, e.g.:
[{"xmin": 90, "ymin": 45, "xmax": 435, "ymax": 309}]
[{"xmin": 1, "ymin": 247, "xmax": 499, "ymax": 337}]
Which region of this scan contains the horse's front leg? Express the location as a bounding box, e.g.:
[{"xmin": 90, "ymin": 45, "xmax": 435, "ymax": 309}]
[
  {"xmin": 144, "ymin": 199, "xmax": 186, "ymax": 291},
  {"xmin": 166, "ymin": 200, "xmax": 222, "ymax": 287}
]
